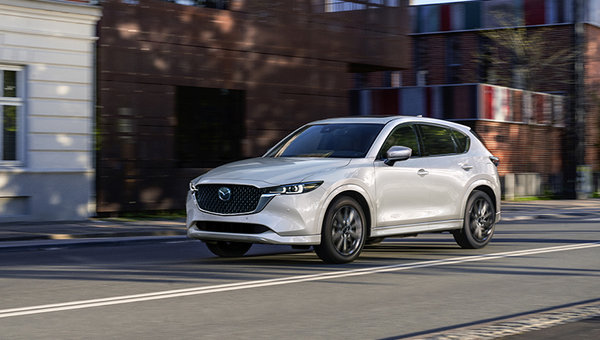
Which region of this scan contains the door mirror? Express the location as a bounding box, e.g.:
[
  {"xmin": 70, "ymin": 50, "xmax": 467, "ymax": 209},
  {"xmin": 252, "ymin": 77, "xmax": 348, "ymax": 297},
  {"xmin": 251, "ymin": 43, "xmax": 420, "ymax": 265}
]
[{"xmin": 384, "ymin": 146, "xmax": 412, "ymax": 166}]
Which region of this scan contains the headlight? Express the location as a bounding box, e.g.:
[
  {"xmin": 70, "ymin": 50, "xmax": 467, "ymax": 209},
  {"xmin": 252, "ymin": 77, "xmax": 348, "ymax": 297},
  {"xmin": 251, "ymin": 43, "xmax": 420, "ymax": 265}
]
[{"xmin": 265, "ymin": 181, "xmax": 323, "ymax": 195}]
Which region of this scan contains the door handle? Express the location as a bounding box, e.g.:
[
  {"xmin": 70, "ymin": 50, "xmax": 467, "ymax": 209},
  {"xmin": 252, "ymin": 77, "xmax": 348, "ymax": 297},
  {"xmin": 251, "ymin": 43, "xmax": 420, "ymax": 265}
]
[
  {"xmin": 417, "ymin": 169, "xmax": 429, "ymax": 176},
  {"xmin": 461, "ymin": 164, "xmax": 473, "ymax": 171}
]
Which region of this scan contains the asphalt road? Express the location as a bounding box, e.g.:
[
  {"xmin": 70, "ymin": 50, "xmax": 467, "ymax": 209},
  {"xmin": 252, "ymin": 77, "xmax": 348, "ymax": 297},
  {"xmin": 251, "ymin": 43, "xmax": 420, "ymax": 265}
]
[{"xmin": 1, "ymin": 217, "xmax": 599, "ymax": 339}]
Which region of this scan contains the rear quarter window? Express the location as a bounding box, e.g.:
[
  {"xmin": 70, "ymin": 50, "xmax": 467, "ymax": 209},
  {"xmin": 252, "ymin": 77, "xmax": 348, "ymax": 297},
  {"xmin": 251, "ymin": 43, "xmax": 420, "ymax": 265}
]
[
  {"xmin": 418, "ymin": 124, "xmax": 457, "ymax": 156},
  {"xmin": 451, "ymin": 129, "xmax": 470, "ymax": 153}
]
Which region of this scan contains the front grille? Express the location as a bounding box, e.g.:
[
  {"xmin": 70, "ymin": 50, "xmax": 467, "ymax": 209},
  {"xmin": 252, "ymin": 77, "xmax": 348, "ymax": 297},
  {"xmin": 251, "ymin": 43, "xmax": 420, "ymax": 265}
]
[
  {"xmin": 194, "ymin": 184, "xmax": 263, "ymax": 215},
  {"xmin": 196, "ymin": 222, "xmax": 271, "ymax": 234}
]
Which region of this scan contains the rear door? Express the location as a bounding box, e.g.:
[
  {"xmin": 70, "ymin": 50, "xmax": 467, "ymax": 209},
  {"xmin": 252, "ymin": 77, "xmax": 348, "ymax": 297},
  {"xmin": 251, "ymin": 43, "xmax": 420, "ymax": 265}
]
[
  {"xmin": 414, "ymin": 124, "xmax": 471, "ymax": 221},
  {"xmin": 373, "ymin": 123, "xmax": 470, "ymax": 227}
]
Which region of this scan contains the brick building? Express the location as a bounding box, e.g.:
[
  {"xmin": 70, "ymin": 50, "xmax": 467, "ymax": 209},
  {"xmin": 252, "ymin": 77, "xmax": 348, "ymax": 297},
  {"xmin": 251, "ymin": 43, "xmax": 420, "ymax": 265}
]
[
  {"xmin": 356, "ymin": 0, "xmax": 600, "ymax": 197},
  {"xmin": 96, "ymin": 0, "xmax": 410, "ymax": 213}
]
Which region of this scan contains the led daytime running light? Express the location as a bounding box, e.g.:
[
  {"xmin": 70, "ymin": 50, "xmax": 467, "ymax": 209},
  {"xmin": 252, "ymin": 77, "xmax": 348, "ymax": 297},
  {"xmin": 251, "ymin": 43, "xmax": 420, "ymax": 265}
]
[{"xmin": 267, "ymin": 181, "xmax": 323, "ymax": 195}]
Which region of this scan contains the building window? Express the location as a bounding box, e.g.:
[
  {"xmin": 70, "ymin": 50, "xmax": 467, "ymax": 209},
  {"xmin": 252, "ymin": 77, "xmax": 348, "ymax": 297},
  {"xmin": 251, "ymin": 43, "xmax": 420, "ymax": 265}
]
[
  {"xmin": 164, "ymin": 0, "xmax": 230, "ymax": 10},
  {"xmin": 0, "ymin": 66, "xmax": 23, "ymax": 163},
  {"xmin": 175, "ymin": 86, "xmax": 245, "ymax": 168},
  {"xmin": 478, "ymin": 36, "xmax": 492, "ymax": 83},
  {"xmin": 446, "ymin": 36, "xmax": 461, "ymax": 84},
  {"xmin": 323, "ymin": 0, "xmax": 399, "ymax": 13},
  {"xmin": 414, "ymin": 37, "xmax": 428, "ymax": 85}
]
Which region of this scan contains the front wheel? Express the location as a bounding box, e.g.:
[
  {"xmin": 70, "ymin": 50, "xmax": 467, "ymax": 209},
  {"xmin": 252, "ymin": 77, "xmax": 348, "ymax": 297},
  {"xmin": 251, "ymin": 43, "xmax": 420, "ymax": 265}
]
[
  {"xmin": 205, "ymin": 241, "xmax": 252, "ymax": 258},
  {"xmin": 315, "ymin": 196, "xmax": 367, "ymax": 264},
  {"xmin": 453, "ymin": 190, "xmax": 496, "ymax": 249}
]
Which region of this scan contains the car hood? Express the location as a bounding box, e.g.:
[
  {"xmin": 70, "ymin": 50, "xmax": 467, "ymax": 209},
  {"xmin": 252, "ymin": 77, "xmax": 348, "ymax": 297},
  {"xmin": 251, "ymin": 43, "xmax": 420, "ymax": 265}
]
[{"xmin": 194, "ymin": 157, "xmax": 351, "ymax": 186}]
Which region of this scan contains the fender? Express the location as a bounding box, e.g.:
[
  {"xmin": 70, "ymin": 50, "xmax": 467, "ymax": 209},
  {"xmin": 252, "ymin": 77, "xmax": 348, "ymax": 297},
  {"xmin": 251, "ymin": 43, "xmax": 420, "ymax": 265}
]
[
  {"xmin": 316, "ymin": 181, "xmax": 376, "ymax": 235},
  {"xmin": 460, "ymin": 176, "xmax": 501, "ymax": 220}
]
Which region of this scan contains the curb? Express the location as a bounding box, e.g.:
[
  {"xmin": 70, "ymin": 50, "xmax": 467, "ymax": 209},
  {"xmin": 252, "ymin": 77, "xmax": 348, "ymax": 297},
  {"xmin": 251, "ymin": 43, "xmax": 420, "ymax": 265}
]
[
  {"xmin": 0, "ymin": 230, "xmax": 185, "ymax": 243},
  {"xmin": 0, "ymin": 235, "xmax": 189, "ymax": 251},
  {"xmin": 501, "ymin": 212, "xmax": 598, "ymax": 222}
]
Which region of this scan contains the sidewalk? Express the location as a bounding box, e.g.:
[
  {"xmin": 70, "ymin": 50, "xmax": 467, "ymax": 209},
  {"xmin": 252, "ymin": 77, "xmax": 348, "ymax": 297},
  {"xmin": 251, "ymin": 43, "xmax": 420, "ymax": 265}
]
[{"xmin": 0, "ymin": 199, "xmax": 598, "ymax": 244}]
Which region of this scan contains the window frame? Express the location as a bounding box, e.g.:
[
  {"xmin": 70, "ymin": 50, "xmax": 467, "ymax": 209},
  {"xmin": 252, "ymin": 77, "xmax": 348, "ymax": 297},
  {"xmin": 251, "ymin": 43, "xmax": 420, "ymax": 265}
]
[
  {"xmin": 377, "ymin": 123, "xmax": 421, "ymax": 160},
  {"xmin": 450, "ymin": 128, "xmax": 471, "ymax": 154},
  {"xmin": 415, "ymin": 123, "xmax": 469, "ymax": 157},
  {"xmin": 0, "ymin": 65, "xmax": 25, "ymax": 166}
]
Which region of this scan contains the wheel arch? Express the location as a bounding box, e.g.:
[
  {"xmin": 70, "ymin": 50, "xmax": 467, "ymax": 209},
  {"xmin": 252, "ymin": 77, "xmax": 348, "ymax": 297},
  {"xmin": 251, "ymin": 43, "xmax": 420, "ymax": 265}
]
[
  {"xmin": 462, "ymin": 184, "xmax": 499, "ymax": 222},
  {"xmin": 322, "ymin": 189, "xmax": 373, "ymax": 239},
  {"xmin": 470, "ymin": 185, "xmax": 498, "ymax": 215}
]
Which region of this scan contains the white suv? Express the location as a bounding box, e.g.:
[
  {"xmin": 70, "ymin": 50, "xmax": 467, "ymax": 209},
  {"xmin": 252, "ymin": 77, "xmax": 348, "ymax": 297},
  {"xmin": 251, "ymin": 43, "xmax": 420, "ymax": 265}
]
[{"xmin": 187, "ymin": 116, "xmax": 501, "ymax": 263}]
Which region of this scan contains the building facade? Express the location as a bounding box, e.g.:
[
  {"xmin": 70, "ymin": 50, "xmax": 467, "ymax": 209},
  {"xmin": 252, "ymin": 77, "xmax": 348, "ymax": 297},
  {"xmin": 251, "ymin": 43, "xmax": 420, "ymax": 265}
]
[
  {"xmin": 96, "ymin": 0, "xmax": 410, "ymax": 213},
  {"xmin": 0, "ymin": 0, "xmax": 101, "ymax": 221},
  {"xmin": 358, "ymin": 0, "xmax": 600, "ymax": 197}
]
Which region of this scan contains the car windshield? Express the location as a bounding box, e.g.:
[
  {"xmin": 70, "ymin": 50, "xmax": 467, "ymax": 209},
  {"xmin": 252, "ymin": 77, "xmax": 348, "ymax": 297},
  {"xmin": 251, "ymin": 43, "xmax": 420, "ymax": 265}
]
[{"xmin": 265, "ymin": 123, "xmax": 384, "ymax": 158}]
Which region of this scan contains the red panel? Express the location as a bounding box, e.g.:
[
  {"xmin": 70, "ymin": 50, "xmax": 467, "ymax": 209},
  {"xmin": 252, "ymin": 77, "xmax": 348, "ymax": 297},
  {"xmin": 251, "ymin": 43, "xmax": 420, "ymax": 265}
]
[
  {"xmin": 525, "ymin": 0, "xmax": 546, "ymax": 25},
  {"xmin": 380, "ymin": 89, "xmax": 399, "ymax": 115},
  {"xmin": 483, "ymin": 85, "xmax": 494, "ymax": 120},
  {"xmin": 453, "ymin": 85, "xmax": 471, "ymax": 119},
  {"xmin": 535, "ymin": 94, "xmax": 545, "ymax": 123},
  {"xmin": 441, "ymin": 5, "xmax": 451, "ymax": 31},
  {"xmin": 426, "ymin": 87, "xmax": 432, "ymax": 117},
  {"xmin": 371, "ymin": 91, "xmax": 383, "ymax": 115},
  {"xmin": 513, "ymin": 91, "xmax": 523, "ymax": 122}
]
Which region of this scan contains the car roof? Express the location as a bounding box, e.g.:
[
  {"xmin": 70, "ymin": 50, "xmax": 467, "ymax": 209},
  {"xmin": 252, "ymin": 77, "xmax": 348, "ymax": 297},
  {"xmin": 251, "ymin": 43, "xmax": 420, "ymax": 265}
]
[{"xmin": 309, "ymin": 115, "xmax": 471, "ymax": 131}]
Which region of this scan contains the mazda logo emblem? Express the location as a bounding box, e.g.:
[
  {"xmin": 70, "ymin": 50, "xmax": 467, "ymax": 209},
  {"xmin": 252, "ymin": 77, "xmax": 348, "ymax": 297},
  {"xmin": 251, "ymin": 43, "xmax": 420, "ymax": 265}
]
[{"xmin": 218, "ymin": 187, "xmax": 232, "ymax": 202}]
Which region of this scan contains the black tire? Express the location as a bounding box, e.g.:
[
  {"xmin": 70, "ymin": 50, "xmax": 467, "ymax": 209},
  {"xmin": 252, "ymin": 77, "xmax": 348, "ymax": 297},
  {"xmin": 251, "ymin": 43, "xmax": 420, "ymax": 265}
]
[
  {"xmin": 315, "ymin": 196, "xmax": 367, "ymax": 264},
  {"xmin": 453, "ymin": 190, "xmax": 496, "ymax": 249},
  {"xmin": 205, "ymin": 241, "xmax": 252, "ymax": 257}
]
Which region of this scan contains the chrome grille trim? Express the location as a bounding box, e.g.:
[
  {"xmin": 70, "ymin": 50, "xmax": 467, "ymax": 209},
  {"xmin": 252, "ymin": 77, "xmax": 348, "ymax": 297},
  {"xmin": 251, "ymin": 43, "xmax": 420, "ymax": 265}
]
[{"xmin": 192, "ymin": 184, "xmax": 275, "ymax": 215}]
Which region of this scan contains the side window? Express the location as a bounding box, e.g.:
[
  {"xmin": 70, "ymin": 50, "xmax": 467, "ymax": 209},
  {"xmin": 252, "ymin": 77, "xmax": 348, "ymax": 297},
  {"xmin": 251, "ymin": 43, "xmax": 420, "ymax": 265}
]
[
  {"xmin": 451, "ymin": 129, "xmax": 470, "ymax": 153},
  {"xmin": 418, "ymin": 124, "xmax": 457, "ymax": 156},
  {"xmin": 378, "ymin": 124, "xmax": 420, "ymax": 159}
]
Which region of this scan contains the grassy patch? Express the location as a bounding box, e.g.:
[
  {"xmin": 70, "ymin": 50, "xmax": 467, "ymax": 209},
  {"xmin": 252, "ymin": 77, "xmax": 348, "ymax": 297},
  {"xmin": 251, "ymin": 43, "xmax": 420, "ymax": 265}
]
[{"xmin": 509, "ymin": 196, "xmax": 554, "ymax": 202}]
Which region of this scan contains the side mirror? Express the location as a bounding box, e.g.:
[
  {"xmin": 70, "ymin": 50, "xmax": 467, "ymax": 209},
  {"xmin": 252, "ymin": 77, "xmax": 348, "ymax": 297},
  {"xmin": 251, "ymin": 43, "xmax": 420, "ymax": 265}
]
[{"xmin": 384, "ymin": 146, "xmax": 412, "ymax": 166}]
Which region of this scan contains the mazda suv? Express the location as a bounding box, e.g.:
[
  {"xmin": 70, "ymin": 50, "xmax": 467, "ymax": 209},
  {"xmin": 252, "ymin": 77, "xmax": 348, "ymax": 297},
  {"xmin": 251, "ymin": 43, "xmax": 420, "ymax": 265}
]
[{"xmin": 186, "ymin": 116, "xmax": 501, "ymax": 263}]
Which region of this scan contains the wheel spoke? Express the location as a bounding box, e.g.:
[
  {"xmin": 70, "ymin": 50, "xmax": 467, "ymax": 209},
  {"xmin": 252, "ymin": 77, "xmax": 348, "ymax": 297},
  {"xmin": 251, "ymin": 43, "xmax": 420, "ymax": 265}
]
[
  {"xmin": 342, "ymin": 235, "xmax": 349, "ymax": 253},
  {"xmin": 347, "ymin": 209, "xmax": 356, "ymax": 225},
  {"xmin": 334, "ymin": 233, "xmax": 344, "ymax": 250},
  {"xmin": 334, "ymin": 214, "xmax": 344, "ymax": 227},
  {"xmin": 473, "ymin": 224, "xmax": 482, "ymax": 240}
]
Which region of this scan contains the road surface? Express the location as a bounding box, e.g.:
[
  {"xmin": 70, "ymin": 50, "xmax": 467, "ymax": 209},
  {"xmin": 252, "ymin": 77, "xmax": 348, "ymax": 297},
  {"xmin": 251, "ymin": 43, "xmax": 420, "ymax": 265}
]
[{"xmin": 1, "ymin": 217, "xmax": 599, "ymax": 339}]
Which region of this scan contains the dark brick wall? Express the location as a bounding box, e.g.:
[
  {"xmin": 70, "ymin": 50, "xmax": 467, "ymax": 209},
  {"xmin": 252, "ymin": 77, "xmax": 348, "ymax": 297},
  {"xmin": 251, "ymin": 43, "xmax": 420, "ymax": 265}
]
[
  {"xmin": 96, "ymin": 0, "xmax": 410, "ymax": 212},
  {"xmin": 586, "ymin": 24, "xmax": 600, "ymax": 171},
  {"xmin": 470, "ymin": 121, "xmax": 563, "ymax": 177}
]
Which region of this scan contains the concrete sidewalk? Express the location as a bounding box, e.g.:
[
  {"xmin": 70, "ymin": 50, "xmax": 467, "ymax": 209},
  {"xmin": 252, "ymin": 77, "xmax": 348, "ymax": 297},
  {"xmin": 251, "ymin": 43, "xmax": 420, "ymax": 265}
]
[{"xmin": 0, "ymin": 199, "xmax": 598, "ymax": 244}]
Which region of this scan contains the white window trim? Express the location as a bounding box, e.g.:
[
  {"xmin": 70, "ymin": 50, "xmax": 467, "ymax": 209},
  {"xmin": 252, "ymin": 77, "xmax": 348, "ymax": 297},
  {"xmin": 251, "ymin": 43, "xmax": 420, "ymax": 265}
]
[{"xmin": 0, "ymin": 65, "xmax": 25, "ymax": 167}]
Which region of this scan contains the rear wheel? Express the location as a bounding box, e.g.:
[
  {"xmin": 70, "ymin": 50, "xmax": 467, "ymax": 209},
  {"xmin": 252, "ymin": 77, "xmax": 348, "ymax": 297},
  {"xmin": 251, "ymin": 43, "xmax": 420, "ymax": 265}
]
[
  {"xmin": 453, "ymin": 190, "xmax": 496, "ymax": 249},
  {"xmin": 315, "ymin": 196, "xmax": 367, "ymax": 264},
  {"xmin": 205, "ymin": 241, "xmax": 252, "ymax": 257}
]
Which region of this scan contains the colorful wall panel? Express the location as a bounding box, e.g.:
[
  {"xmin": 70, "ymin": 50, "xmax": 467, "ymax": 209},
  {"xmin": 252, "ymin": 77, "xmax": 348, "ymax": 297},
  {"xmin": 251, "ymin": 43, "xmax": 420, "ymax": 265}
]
[
  {"xmin": 586, "ymin": 0, "xmax": 600, "ymax": 26},
  {"xmin": 354, "ymin": 84, "xmax": 565, "ymax": 127},
  {"xmin": 412, "ymin": 0, "xmax": 580, "ymax": 34}
]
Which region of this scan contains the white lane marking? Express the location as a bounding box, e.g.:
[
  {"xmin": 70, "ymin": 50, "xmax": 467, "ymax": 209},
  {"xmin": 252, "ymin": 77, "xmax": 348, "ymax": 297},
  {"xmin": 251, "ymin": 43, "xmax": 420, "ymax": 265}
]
[{"xmin": 1, "ymin": 242, "xmax": 599, "ymax": 319}]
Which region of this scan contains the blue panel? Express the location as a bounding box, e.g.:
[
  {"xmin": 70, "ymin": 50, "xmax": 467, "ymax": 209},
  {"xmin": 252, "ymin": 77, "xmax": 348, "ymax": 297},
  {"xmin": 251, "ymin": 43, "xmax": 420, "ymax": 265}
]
[{"xmin": 401, "ymin": 88, "xmax": 425, "ymax": 116}]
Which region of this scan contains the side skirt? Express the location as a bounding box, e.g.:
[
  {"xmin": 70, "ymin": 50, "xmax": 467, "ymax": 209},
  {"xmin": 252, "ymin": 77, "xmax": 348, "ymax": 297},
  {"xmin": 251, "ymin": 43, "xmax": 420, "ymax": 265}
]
[{"xmin": 370, "ymin": 220, "xmax": 463, "ymax": 238}]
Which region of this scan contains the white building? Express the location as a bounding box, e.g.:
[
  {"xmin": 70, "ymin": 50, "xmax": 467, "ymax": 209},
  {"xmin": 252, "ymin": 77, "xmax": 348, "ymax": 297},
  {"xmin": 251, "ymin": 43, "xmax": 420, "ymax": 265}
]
[{"xmin": 0, "ymin": 0, "xmax": 101, "ymax": 221}]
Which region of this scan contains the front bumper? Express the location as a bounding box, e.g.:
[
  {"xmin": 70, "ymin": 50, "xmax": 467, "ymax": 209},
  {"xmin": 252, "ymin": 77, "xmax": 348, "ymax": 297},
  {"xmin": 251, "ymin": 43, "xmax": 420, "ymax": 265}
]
[
  {"xmin": 187, "ymin": 225, "xmax": 320, "ymax": 245},
  {"xmin": 185, "ymin": 189, "xmax": 324, "ymax": 245}
]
